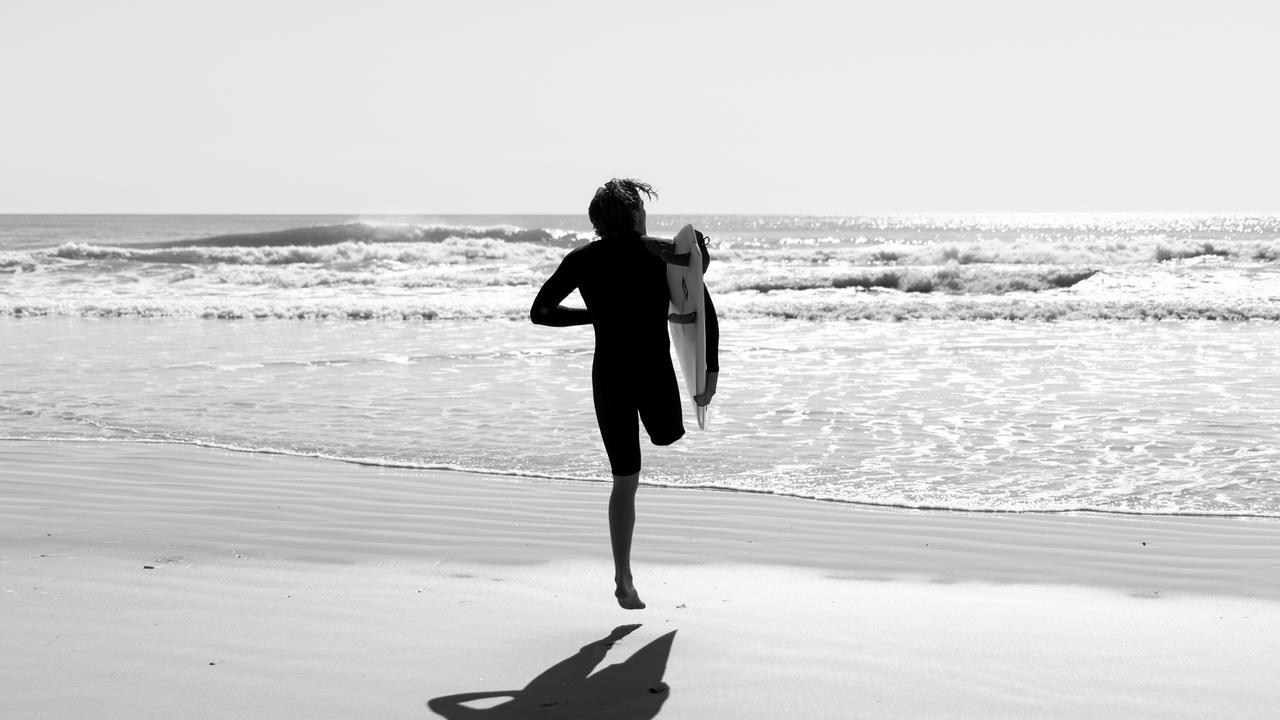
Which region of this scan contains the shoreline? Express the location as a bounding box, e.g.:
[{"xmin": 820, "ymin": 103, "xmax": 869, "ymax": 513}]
[{"xmin": 4, "ymin": 440, "xmax": 1280, "ymax": 719}]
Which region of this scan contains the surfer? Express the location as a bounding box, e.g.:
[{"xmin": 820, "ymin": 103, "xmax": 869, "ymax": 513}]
[{"xmin": 531, "ymin": 178, "xmax": 719, "ymax": 609}]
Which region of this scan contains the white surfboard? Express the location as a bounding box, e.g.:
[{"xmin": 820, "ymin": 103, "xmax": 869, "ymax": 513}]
[{"xmin": 665, "ymin": 224, "xmax": 709, "ymax": 429}]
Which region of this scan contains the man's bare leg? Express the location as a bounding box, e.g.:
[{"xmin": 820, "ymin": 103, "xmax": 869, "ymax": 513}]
[{"xmin": 609, "ymin": 472, "xmax": 645, "ymax": 609}]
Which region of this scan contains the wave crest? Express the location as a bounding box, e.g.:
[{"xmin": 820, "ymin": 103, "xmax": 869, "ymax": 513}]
[
  {"xmin": 44, "ymin": 236, "xmax": 565, "ymax": 267},
  {"xmin": 142, "ymin": 222, "xmax": 586, "ymax": 249},
  {"xmin": 726, "ymin": 265, "xmax": 1100, "ymax": 294}
]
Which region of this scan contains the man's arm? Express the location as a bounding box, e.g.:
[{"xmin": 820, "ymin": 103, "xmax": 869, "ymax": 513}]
[
  {"xmin": 700, "ymin": 233, "xmax": 717, "ymax": 403},
  {"xmin": 641, "ymin": 230, "xmax": 711, "ymax": 270},
  {"xmin": 530, "ymin": 253, "xmax": 591, "ymax": 327},
  {"xmin": 696, "ymin": 287, "xmax": 719, "ymax": 406}
]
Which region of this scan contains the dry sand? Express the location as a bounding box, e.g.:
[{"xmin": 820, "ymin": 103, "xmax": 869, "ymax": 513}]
[{"xmin": 2, "ymin": 440, "xmax": 1279, "ymax": 719}]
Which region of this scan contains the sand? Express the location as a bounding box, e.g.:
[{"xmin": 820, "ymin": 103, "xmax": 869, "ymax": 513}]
[{"xmin": 2, "ymin": 440, "xmax": 1279, "ymax": 719}]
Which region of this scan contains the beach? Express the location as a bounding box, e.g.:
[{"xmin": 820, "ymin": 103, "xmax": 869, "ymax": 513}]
[
  {"xmin": 7, "ymin": 0, "xmax": 1280, "ymax": 714},
  {"xmin": 4, "ymin": 439, "xmax": 1278, "ymax": 719}
]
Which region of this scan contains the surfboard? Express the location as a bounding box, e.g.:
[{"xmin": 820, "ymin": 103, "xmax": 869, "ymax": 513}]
[{"xmin": 665, "ymin": 224, "xmax": 709, "ymax": 429}]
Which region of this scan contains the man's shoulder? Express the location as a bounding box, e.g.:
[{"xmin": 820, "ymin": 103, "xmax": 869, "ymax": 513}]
[
  {"xmin": 565, "ymin": 237, "xmax": 660, "ymax": 270},
  {"xmin": 566, "ymin": 241, "xmax": 597, "ymax": 257},
  {"xmin": 563, "ymin": 240, "xmax": 602, "ymax": 267}
]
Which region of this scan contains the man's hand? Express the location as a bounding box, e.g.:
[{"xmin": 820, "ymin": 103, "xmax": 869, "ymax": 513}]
[
  {"xmin": 695, "ymin": 371, "xmax": 718, "ymax": 407},
  {"xmin": 643, "ymin": 238, "xmax": 691, "ymax": 266}
]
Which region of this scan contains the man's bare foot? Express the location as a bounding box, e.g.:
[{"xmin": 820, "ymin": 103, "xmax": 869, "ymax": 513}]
[{"xmin": 614, "ymin": 578, "xmax": 645, "ymax": 610}]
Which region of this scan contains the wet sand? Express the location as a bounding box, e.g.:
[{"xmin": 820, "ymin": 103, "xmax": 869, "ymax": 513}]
[{"xmin": 3, "ymin": 440, "xmax": 1279, "ymax": 719}]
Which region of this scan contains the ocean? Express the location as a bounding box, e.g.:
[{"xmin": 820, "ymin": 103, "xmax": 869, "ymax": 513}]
[{"xmin": 3, "ymin": 214, "xmax": 1279, "ymax": 517}]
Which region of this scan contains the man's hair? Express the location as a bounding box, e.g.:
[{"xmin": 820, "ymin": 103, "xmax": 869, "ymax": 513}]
[{"xmin": 588, "ymin": 178, "xmax": 656, "ymax": 239}]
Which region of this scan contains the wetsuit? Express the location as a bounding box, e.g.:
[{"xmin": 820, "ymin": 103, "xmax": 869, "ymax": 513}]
[{"xmin": 531, "ymin": 230, "xmax": 719, "ymax": 476}]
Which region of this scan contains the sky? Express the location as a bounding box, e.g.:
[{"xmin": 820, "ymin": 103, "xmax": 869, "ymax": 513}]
[{"xmin": 1, "ymin": 0, "xmax": 1276, "ymax": 214}]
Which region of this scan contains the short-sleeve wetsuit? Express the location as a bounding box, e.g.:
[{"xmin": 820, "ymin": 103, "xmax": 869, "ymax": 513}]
[{"xmin": 531, "ymin": 230, "xmax": 719, "ymax": 476}]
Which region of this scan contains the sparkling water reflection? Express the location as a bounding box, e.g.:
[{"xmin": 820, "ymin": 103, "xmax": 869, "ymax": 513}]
[{"xmin": 3, "ymin": 317, "xmax": 1278, "ymax": 517}]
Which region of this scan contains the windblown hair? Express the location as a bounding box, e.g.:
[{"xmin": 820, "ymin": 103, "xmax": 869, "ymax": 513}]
[{"xmin": 588, "ymin": 178, "xmax": 657, "ymax": 240}]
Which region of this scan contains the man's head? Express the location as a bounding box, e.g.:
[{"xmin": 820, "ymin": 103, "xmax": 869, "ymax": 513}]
[{"xmin": 588, "ymin": 178, "xmax": 656, "ymax": 239}]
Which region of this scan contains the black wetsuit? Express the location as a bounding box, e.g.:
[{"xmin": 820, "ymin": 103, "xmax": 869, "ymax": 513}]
[{"xmin": 531, "ymin": 230, "xmax": 719, "ymax": 476}]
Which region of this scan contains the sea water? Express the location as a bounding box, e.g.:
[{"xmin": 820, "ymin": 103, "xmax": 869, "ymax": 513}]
[{"xmin": 3, "ymin": 214, "xmax": 1279, "ymax": 517}]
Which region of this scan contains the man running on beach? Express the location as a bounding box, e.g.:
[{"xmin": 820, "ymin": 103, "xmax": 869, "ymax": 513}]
[{"xmin": 531, "ymin": 178, "xmax": 718, "ymax": 609}]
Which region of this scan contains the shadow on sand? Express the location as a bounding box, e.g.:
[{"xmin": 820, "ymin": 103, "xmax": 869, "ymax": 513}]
[{"xmin": 428, "ymin": 624, "xmax": 675, "ymax": 719}]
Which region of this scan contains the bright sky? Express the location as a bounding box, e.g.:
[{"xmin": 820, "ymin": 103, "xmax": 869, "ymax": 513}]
[{"xmin": 2, "ymin": 0, "xmax": 1276, "ymax": 214}]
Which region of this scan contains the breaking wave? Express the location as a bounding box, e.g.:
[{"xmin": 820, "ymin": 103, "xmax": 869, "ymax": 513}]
[
  {"xmin": 45, "ymin": 237, "xmax": 564, "ymax": 267},
  {"xmin": 138, "ymin": 221, "xmax": 588, "ymax": 249},
  {"xmin": 724, "ymin": 266, "xmax": 1100, "ymax": 294},
  {"xmin": 5, "ymin": 217, "xmax": 1280, "ymax": 321}
]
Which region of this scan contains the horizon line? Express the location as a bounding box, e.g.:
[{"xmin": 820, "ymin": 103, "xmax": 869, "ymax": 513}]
[{"xmin": 3, "ymin": 210, "xmax": 1280, "ymax": 217}]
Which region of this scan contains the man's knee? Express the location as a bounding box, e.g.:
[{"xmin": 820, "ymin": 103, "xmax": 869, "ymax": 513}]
[{"xmin": 650, "ymin": 427, "xmax": 685, "ymax": 447}]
